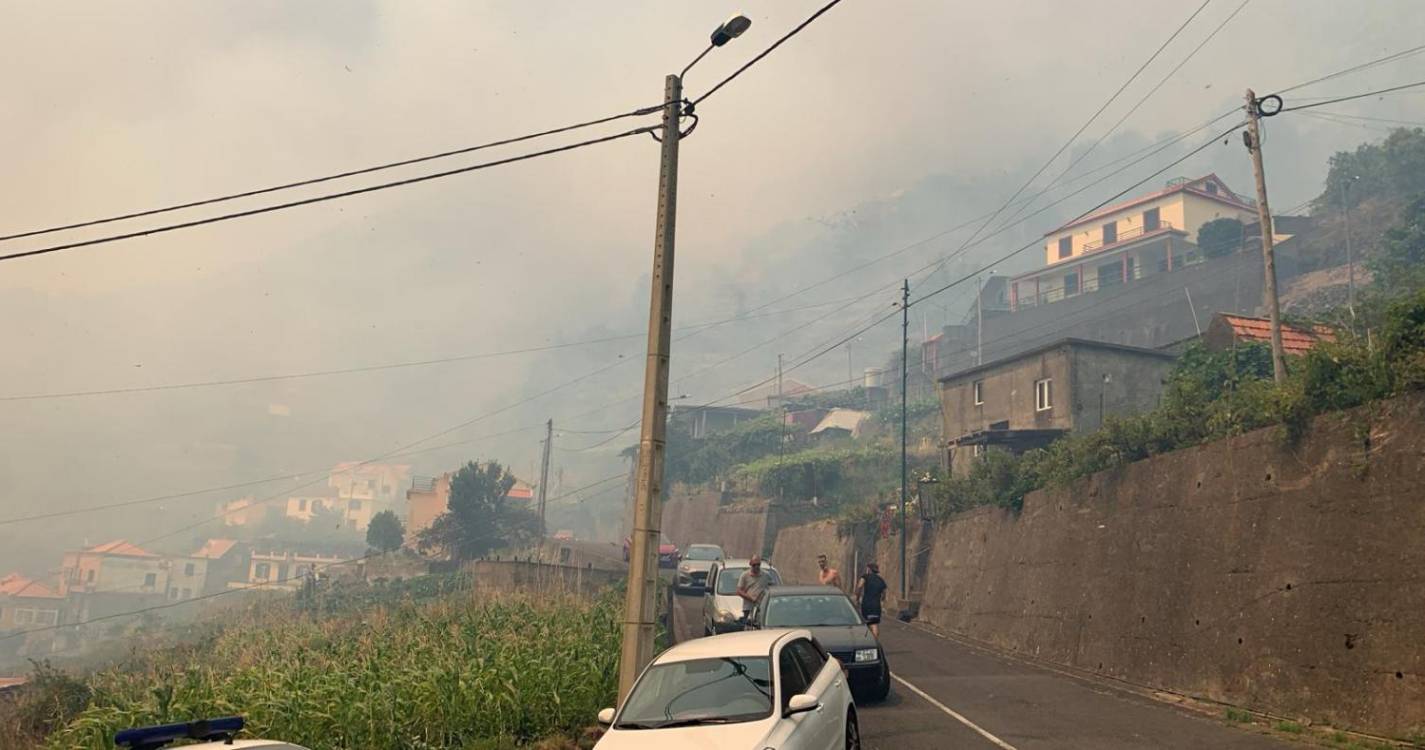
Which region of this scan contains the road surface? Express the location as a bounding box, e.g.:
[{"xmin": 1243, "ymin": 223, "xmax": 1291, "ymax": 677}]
[{"xmin": 669, "ymin": 590, "xmax": 1298, "ymax": 749}]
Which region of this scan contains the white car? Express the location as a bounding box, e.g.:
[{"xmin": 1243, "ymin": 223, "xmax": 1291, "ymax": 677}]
[
  {"xmin": 594, "ymin": 628, "xmax": 860, "ymax": 750},
  {"xmin": 675, "ymin": 543, "xmax": 724, "ymax": 591},
  {"xmin": 114, "ymin": 717, "xmax": 308, "ymax": 750}
]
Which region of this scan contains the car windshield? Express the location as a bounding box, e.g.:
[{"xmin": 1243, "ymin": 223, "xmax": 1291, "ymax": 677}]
[
  {"xmin": 685, "ymin": 546, "xmax": 721, "ymax": 561},
  {"xmin": 716, "ymin": 566, "xmax": 780, "ymax": 595},
  {"xmin": 615, "ymin": 657, "xmax": 773, "ymax": 729},
  {"xmin": 765, "ymin": 594, "xmax": 862, "ymax": 627}
]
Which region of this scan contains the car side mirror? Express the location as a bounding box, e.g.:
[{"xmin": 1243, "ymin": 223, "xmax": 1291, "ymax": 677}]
[
  {"xmin": 785, "ymin": 693, "xmax": 819, "ymax": 716},
  {"xmin": 597, "ymin": 707, "xmax": 616, "ymax": 726}
]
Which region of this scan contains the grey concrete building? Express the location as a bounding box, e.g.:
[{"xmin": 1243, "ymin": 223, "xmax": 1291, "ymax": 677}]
[{"xmin": 938, "ymin": 339, "xmax": 1177, "ymax": 477}]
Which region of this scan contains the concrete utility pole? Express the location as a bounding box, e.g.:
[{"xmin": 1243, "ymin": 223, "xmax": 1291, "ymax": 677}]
[
  {"xmin": 1342, "ymin": 176, "xmax": 1358, "ymax": 318},
  {"xmin": 618, "ymin": 73, "xmax": 681, "ymax": 703},
  {"xmin": 536, "ymin": 419, "xmax": 553, "ymax": 540},
  {"xmin": 899, "ymin": 278, "xmax": 909, "ymax": 600},
  {"xmin": 1243, "ymin": 89, "xmax": 1287, "ymax": 384}
]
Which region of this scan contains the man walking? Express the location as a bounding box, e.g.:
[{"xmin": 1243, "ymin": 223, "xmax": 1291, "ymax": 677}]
[
  {"xmin": 816, "ymin": 554, "xmax": 843, "ymax": 590},
  {"xmin": 736, "ymin": 554, "xmax": 772, "ymax": 621},
  {"xmin": 854, "ymin": 562, "xmax": 888, "ymax": 637}
]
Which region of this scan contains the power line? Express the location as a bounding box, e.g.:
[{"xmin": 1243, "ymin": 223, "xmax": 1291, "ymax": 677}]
[
  {"xmin": 0, "ymin": 106, "xmax": 660, "ymax": 244},
  {"xmin": 951, "ymin": 0, "xmax": 1214, "ymax": 262},
  {"xmin": 0, "ymin": 125, "xmax": 655, "ymax": 264},
  {"xmin": 1272, "ymin": 43, "xmax": 1425, "ymax": 96},
  {"xmin": 691, "ymin": 0, "xmax": 846, "ymax": 106},
  {"xmin": 995, "ymin": 0, "xmax": 1250, "ymax": 230},
  {"xmin": 1306, "ymin": 110, "xmax": 1425, "ymax": 127},
  {"xmin": 0, "ymin": 294, "xmax": 867, "ymax": 403},
  {"xmin": 1279, "ymin": 79, "xmax": 1425, "ymax": 113}
]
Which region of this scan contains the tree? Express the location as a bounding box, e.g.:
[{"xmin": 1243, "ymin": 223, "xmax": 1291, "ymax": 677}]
[
  {"xmin": 1367, "ymin": 195, "xmax": 1425, "ymax": 297},
  {"xmin": 417, "ymin": 460, "xmax": 528, "ymax": 561},
  {"xmin": 1197, "ymin": 217, "xmax": 1244, "ymax": 258},
  {"xmin": 1314, "ymin": 127, "xmax": 1425, "ymax": 213},
  {"xmin": 366, "ymin": 510, "xmax": 405, "ymax": 553}
]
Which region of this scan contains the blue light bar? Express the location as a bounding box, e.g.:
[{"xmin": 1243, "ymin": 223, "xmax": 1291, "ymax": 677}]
[{"xmin": 114, "ymin": 716, "xmax": 244, "ymax": 749}]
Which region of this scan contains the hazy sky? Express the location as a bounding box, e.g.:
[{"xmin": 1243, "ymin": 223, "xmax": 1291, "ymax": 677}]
[{"xmin": 2, "ymin": 1, "xmax": 1422, "ymax": 573}]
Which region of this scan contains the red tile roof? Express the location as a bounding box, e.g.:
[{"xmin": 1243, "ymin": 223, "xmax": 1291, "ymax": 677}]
[
  {"xmin": 85, "ymin": 540, "xmax": 158, "ymax": 557},
  {"xmin": 1216, "ymin": 313, "xmax": 1336, "ymax": 355},
  {"xmin": 0, "ymin": 573, "xmax": 62, "ymax": 599}
]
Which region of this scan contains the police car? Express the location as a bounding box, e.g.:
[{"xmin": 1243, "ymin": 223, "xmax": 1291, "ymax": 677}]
[{"xmin": 114, "ymin": 716, "xmax": 308, "ymax": 750}]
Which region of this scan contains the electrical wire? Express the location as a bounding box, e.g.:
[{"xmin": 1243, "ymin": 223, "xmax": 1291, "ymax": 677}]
[
  {"xmin": 995, "ymin": 0, "xmax": 1251, "ymax": 230},
  {"xmin": 691, "ymin": 0, "xmax": 846, "ymax": 106},
  {"xmin": 1271, "ymin": 43, "xmax": 1425, "ymax": 96},
  {"xmin": 950, "ymin": 0, "xmax": 1214, "ymax": 264},
  {"xmin": 0, "ymin": 106, "xmax": 660, "ymax": 244},
  {"xmin": 1279, "ymin": 79, "xmax": 1425, "ymax": 113},
  {"xmin": 0, "ymin": 125, "xmax": 655, "ymax": 264}
]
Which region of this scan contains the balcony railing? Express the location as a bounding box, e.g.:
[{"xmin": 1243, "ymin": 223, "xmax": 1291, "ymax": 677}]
[
  {"xmin": 1012, "ymin": 251, "xmax": 1205, "ymax": 310},
  {"xmin": 1081, "ymin": 221, "xmax": 1175, "ymax": 254}
]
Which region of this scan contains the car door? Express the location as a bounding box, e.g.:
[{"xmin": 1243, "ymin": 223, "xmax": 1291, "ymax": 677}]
[
  {"xmin": 702, "ymin": 562, "xmax": 720, "ymax": 631},
  {"xmin": 775, "ymin": 640, "xmax": 818, "ymax": 750},
  {"xmin": 789, "ymin": 637, "xmax": 844, "ymax": 749}
]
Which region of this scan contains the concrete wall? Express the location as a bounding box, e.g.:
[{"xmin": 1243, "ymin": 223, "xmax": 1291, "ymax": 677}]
[
  {"xmin": 1067, "ymin": 346, "xmax": 1176, "ymax": 433},
  {"xmin": 465, "ymin": 559, "xmax": 622, "ymax": 597},
  {"xmin": 772, "ymin": 393, "xmax": 1425, "ymax": 738}
]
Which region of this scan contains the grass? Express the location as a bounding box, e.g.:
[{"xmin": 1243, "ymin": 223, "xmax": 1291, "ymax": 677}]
[
  {"xmin": 1223, "ymin": 707, "xmax": 1254, "ymax": 724},
  {"xmin": 1274, "ymin": 720, "xmax": 1305, "ymax": 734},
  {"xmin": 10, "ymin": 584, "xmax": 620, "ymax": 749}
]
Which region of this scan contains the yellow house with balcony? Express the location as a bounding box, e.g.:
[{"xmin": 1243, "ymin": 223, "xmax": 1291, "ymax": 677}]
[{"xmin": 1010, "ymin": 174, "xmax": 1257, "ymax": 310}]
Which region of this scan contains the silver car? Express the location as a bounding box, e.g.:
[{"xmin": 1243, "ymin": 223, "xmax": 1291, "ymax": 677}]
[
  {"xmin": 674, "ymin": 543, "xmax": 724, "ymax": 591},
  {"xmin": 701, "ymin": 558, "xmax": 782, "ymax": 636}
]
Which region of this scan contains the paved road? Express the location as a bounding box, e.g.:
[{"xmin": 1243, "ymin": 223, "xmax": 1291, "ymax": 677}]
[{"xmin": 669, "ymin": 590, "xmax": 1298, "ymax": 749}]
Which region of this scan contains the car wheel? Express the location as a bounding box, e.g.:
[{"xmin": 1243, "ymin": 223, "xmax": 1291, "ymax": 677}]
[
  {"xmin": 845, "ymin": 708, "xmax": 861, "ymax": 750},
  {"xmin": 868, "ymin": 666, "xmax": 891, "ymax": 703}
]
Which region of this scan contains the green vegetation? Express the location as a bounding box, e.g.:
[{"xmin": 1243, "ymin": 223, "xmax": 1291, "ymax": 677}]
[
  {"xmin": 1223, "ymin": 707, "xmax": 1253, "ymax": 724},
  {"xmin": 732, "ymin": 443, "xmax": 899, "ymax": 503},
  {"xmin": 1315, "ymin": 127, "xmax": 1425, "ymax": 214},
  {"xmin": 366, "ymin": 509, "xmax": 406, "ymax": 553},
  {"xmin": 11, "ymin": 584, "xmax": 619, "ymax": 750},
  {"xmin": 1274, "ymin": 720, "xmax": 1305, "ymax": 734},
  {"xmin": 656, "ymin": 414, "xmax": 784, "ymax": 488},
  {"xmin": 417, "ymin": 461, "xmax": 539, "ymax": 561},
  {"xmin": 1198, "ymin": 217, "xmax": 1244, "ymax": 259}
]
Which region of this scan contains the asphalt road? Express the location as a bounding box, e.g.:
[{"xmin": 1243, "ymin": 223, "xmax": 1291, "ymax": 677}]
[{"xmin": 669, "ymin": 589, "xmax": 1299, "ymax": 749}]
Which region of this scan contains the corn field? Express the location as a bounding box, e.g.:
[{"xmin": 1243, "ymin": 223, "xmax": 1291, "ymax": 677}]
[{"xmin": 34, "ymin": 589, "xmax": 621, "ymax": 749}]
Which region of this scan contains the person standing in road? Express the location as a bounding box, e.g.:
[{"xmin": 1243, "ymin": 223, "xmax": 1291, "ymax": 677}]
[
  {"xmin": 736, "ymin": 555, "xmax": 772, "ymax": 620},
  {"xmin": 816, "ymin": 554, "xmax": 843, "ymax": 590},
  {"xmin": 854, "ymin": 562, "xmax": 888, "ymax": 637}
]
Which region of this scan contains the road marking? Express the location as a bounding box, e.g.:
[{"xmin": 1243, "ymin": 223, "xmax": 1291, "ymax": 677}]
[{"xmin": 891, "ymin": 673, "xmax": 1019, "ymax": 750}]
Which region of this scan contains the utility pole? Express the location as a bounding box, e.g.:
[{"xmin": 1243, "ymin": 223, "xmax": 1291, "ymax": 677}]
[
  {"xmin": 776, "ymin": 353, "xmax": 784, "ymax": 407},
  {"xmin": 536, "ymin": 419, "xmax": 553, "ymax": 541},
  {"xmin": 1342, "ymin": 176, "xmax": 1357, "ymax": 318},
  {"xmin": 618, "ymin": 73, "xmax": 681, "ymax": 702},
  {"xmin": 975, "ymin": 274, "xmax": 984, "ymax": 366},
  {"xmin": 1243, "ymin": 89, "xmax": 1287, "ymax": 384},
  {"xmin": 899, "ymin": 278, "xmax": 909, "ymax": 600}
]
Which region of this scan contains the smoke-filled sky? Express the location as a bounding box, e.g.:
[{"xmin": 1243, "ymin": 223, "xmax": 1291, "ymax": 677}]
[{"xmin": 2, "ymin": 0, "xmax": 1422, "ymax": 573}]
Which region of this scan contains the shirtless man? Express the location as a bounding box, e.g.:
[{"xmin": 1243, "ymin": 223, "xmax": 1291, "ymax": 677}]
[{"xmin": 816, "ymin": 553, "xmax": 843, "ymax": 590}]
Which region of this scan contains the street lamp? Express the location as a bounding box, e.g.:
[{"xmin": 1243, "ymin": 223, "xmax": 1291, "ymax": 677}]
[{"xmin": 620, "ymin": 13, "xmax": 752, "ymax": 703}]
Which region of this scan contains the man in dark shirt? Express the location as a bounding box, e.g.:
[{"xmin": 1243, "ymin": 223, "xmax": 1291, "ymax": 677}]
[{"xmin": 854, "ymin": 562, "xmax": 888, "ymax": 637}]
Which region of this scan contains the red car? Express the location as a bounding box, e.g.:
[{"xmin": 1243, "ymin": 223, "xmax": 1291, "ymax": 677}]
[{"xmin": 622, "ymin": 534, "xmax": 681, "ymax": 567}]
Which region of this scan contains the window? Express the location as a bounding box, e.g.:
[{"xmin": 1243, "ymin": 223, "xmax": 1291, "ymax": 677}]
[
  {"xmin": 778, "ymin": 647, "xmax": 811, "ymax": 707},
  {"xmin": 764, "ymin": 595, "xmax": 862, "ymax": 628},
  {"xmin": 37, "ymin": 610, "xmax": 57, "ymax": 626},
  {"xmin": 14, "ymin": 609, "xmax": 35, "ymax": 625},
  {"xmin": 297, "ymin": 498, "xmax": 308, "ymax": 512},
  {"xmin": 1101, "ymin": 221, "xmax": 1117, "ymax": 245},
  {"xmin": 1064, "ymin": 273, "xmax": 1080, "ymax": 296},
  {"xmin": 1143, "ymin": 207, "xmax": 1160, "ymax": 231},
  {"xmin": 143, "ymin": 573, "xmax": 157, "ymax": 588},
  {"xmin": 1057, "ymin": 236, "xmax": 1072, "ymax": 259},
  {"xmin": 1204, "ymin": 181, "xmax": 1218, "ymax": 195},
  {"xmin": 973, "ymin": 444, "xmax": 985, "ymax": 458},
  {"xmin": 614, "ymin": 657, "xmax": 772, "ymax": 728},
  {"xmin": 277, "ymin": 564, "xmax": 289, "ymax": 582},
  {"xmin": 789, "ymin": 638, "xmax": 828, "ymax": 684},
  {"xmin": 972, "ymin": 380, "xmax": 983, "ymax": 405},
  {"xmin": 1035, "ymin": 378, "xmax": 1053, "ymax": 411},
  {"xmin": 349, "ymin": 499, "xmax": 362, "ymax": 511},
  {"xmin": 168, "ymin": 587, "xmax": 179, "ymax": 600},
  {"xmin": 86, "ymin": 569, "xmax": 95, "ymax": 583},
  {"xmin": 184, "ymin": 563, "xmax": 195, "ymax": 576},
  {"xmin": 254, "ymin": 562, "xmax": 271, "ymax": 580}
]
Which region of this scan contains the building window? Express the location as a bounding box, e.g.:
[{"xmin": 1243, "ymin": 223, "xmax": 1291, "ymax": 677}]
[
  {"xmin": 168, "ymin": 587, "xmax": 179, "ymax": 600},
  {"xmin": 1057, "ymin": 236, "xmax": 1072, "ymax": 259},
  {"xmin": 1064, "ymin": 273, "xmax": 1080, "ymax": 296},
  {"xmin": 1101, "ymin": 221, "xmax": 1117, "ymax": 246},
  {"xmin": 298, "ymin": 498, "xmax": 308, "ymax": 512},
  {"xmin": 255, "ymin": 562, "xmax": 271, "ymax": 580},
  {"xmin": 349, "ymin": 499, "xmax": 362, "ymax": 511},
  {"xmin": 37, "ymin": 610, "xmax": 57, "ymax": 626},
  {"xmin": 1035, "ymin": 378, "xmax": 1053, "ymax": 412},
  {"xmin": 972, "ymin": 380, "xmax": 984, "ymax": 405},
  {"xmin": 14, "ymin": 609, "xmax": 34, "ymax": 625},
  {"xmin": 143, "ymin": 573, "xmax": 157, "ymax": 588},
  {"xmin": 1204, "ymin": 181, "xmax": 1218, "ymax": 195},
  {"xmin": 1143, "ymin": 207, "xmax": 1160, "ymax": 231},
  {"xmin": 972, "ymin": 444, "xmax": 985, "ymax": 458},
  {"xmin": 184, "ymin": 563, "xmax": 195, "ymax": 576},
  {"xmin": 86, "ymin": 569, "xmax": 95, "ymax": 583}
]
